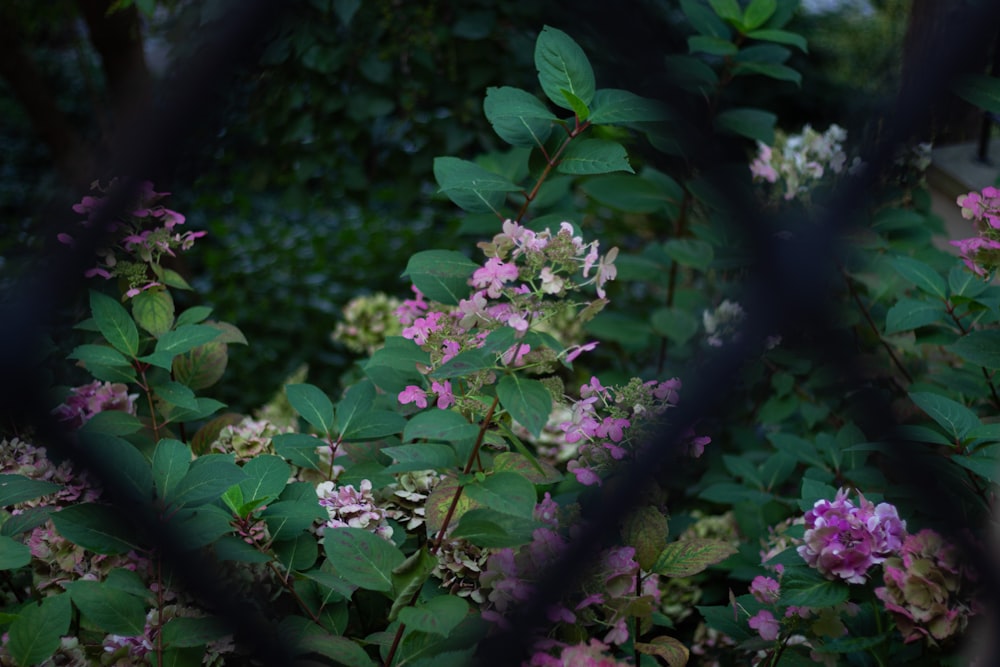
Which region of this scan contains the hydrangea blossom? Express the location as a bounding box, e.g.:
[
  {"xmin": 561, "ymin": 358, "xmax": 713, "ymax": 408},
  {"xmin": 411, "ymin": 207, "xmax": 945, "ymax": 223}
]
[
  {"xmin": 951, "ymin": 186, "xmax": 1000, "ymax": 276},
  {"xmin": 797, "ymin": 488, "xmax": 906, "ymax": 584},
  {"xmin": 749, "ymin": 124, "xmax": 859, "ymax": 201},
  {"xmin": 874, "ymin": 529, "xmax": 972, "ymax": 645},
  {"xmin": 52, "ymin": 380, "xmax": 138, "ymax": 429},
  {"xmin": 331, "ymin": 292, "xmax": 403, "ymax": 354},
  {"xmin": 316, "ymin": 479, "xmax": 393, "ymax": 540}
]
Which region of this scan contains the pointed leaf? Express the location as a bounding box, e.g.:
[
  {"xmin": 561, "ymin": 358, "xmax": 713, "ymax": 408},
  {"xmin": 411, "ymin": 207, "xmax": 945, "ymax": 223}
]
[
  {"xmin": 262, "ymin": 499, "xmax": 326, "ymax": 541},
  {"xmin": 402, "ymin": 248, "xmax": 481, "ymax": 305},
  {"xmin": 7, "ymin": 594, "xmax": 70, "ymax": 667},
  {"xmin": 652, "ymin": 538, "xmax": 737, "ymax": 577},
  {"xmin": 0, "ymin": 475, "xmax": 61, "ymax": 506},
  {"xmin": 141, "ymin": 325, "xmax": 222, "ymax": 369},
  {"xmin": 90, "ymin": 290, "xmax": 139, "ymax": 357},
  {"xmin": 557, "ymin": 139, "xmax": 633, "ymax": 175},
  {"xmin": 273, "ymin": 433, "xmax": 324, "ymax": 470},
  {"xmin": 884, "ymin": 298, "xmax": 945, "ymax": 334},
  {"xmin": 746, "ymin": 28, "xmax": 808, "ymax": 52},
  {"xmin": 324, "ymin": 527, "xmax": 405, "ymax": 593},
  {"xmin": 483, "ymin": 86, "xmax": 556, "ymax": 147},
  {"xmin": 167, "ymin": 455, "xmax": 247, "ymax": 508},
  {"xmin": 890, "ymin": 256, "xmax": 947, "ymax": 299},
  {"xmin": 588, "ymin": 89, "xmax": 671, "ymax": 125},
  {"xmin": 69, "ymin": 343, "xmax": 130, "ymax": 368},
  {"xmin": 50, "ymin": 504, "xmax": 137, "ymax": 554},
  {"xmin": 451, "ymin": 508, "xmax": 540, "ymax": 547},
  {"xmin": 688, "ymin": 35, "xmax": 738, "ymax": 56},
  {"xmin": 131, "ymin": 288, "xmax": 175, "ymax": 337},
  {"xmin": 343, "ymin": 410, "xmax": 406, "ymax": 441},
  {"xmin": 732, "ymin": 62, "xmax": 801, "ymax": 86},
  {"xmin": 909, "ymin": 392, "xmax": 979, "ymax": 441},
  {"xmin": 781, "ymin": 571, "xmax": 850, "ymax": 607},
  {"xmin": 237, "ymin": 455, "xmax": 290, "ymax": 504},
  {"xmin": 399, "ymin": 596, "xmax": 469, "ymax": 637},
  {"xmin": 0, "ymin": 536, "xmax": 30, "ymax": 570},
  {"xmin": 382, "ymin": 444, "xmax": 457, "ymax": 474},
  {"xmin": 493, "ymin": 451, "xmax": 562, "ymax": 484},
  {"xmin": 743, "ymin": 0, "xmax": 777, "ymax": 30},
  {"xmin": 80, "ymin": 432, "xmax": 153, "ymax": 503},
  {"xmin": 949, "ymin": 330, "xmax": 1000, "ymax": 369},
  {"xmin": 389, "ymin": 546, "xmax": 439, "ymax": 621},
  {"xmin": 497, "ymin": 375, "xmax": 551, "ymax": 437},
  {"xmin": 154, "ymin": 380, "xmax": 199, "ymax": 410},
  {"xmin": 286, "ymin": 383, "xmax": 335, "ymax": 434},
  {"xmin": 714, "ymin": 108, "xmax": 776, "ymax": 144},
  {"xmin": 433, "ymin": 157, "xmax": 521, "ymax": 215},
  {"xmin": 161, "ymin": 616, "xmax": 231, "ymax": 649},
  {"xmin": 172, "ymin": 340, "xmax": 228, "ymax": 390},
  {"xmin": 463, "ymin": 472, "xmax": 536, "ymax": 519},
  {"xmin": 153, "ymin": 438, "xmax": 192, "ymax": 501},
  {"xmin": 336, "ymin": 381, "xmax": 375, "ymax": 438},
  {"xmin": 680, "ymin": 0, "xmax": 731, "ymax": 38},
  {"xmin": 954, "ymin": 73, "xmax": 1000, "ymax": 115},
  {"xmin": 66, "ymin": 580, "xmax": 146, "ymax": 635},
  {"xmin": 709, "ymin": 0, "xmax": 742, "ymax": 22},
  {"xmin": 534, "ymin": 25, "xmax": 595, "ymax": 111},
  {"xmin": 580, "ymin": 174, "xmax": 678, "ymax": 214},
  {"xmin": 78, "ymin": 410, "xmax": 144, "ymax": 436}
]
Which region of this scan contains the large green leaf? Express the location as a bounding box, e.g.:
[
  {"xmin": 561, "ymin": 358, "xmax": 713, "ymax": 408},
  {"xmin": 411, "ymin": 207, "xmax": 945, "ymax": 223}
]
[
  {"xmin": 497, "ymin": 375, "xmax": 551, "ymax": 437},
  {"xmin": 402, "ymin": 249, "xmax": 480, "ymax": 305},
  {"xmin": 272, "ymin": 433, "xmax": 324, "ymax": 470},
  {"xmin": 161, "ymin": 616, "xmax": 231, "ymax": 649},
  {"xmin": 172, "ymin": 340, "xmax": 228, "ymax": 390},
  {"xmin": 69, "ymin": 343, "xmax": 130, "ymax": 368},
  {"xmin": 78, "ymin": 410, "xmax": 144, "ymax": 436},
  {"xmin": 262, "ymin": 498, "xmax": 326, "ymax": 542},
  {"xmin": 286, "ymin": 383, "xmax": 336, "ymax": 434},
  {"xmin": 732, "ymin": 62, "xmax": 801, "ymax": 86},
  {"xmin": 140, "ymin": 324, "xmax": 222, "ymax": 369},
  {"xmin": 483, "ymin": 86, "xmax": 556, "ymax": 148},
  {"xmin": 949, "ymin": 330, "xmax": 1000, "ymax": 369},
  {"xmin": 688, "ymin": 35, "xmax": 738, "ymax": 57},
  {"xmin": 0, "ymin": 474, "xmax": 61, "ymax": 506},
  {"xmin": 890, "ymin": 256, "xmax": 947, "ymax": 299},
  {"xmin": 66, "ymin": 580, "xmax": 146, "ymax": 635},
  {"xmin": 131, "ymin": 288, "xmax": 175, "ymax": 337},
  {"xmin": 884, "ymin": 298, "xmax": 945, "ymax": 334},
  {"xmin": 342, "ymin": 411, "xmax": 406, "ymax": 441},
  {"xmin": 51, "ymin": 504, "xmax": 137, "ymax": 554},
  {"xmin": 909, "ymin": 392, "xmax": 979, "ymax": 442},
  {"xmin": 680, "ymin": 0, "xmax": 731, "ymax": 38},
  {"xmin": 580, "ymin": 174, "xmax": 677, "ymax": 213},
  {"xmin": 954, "ymin": 74, "xmax": 1000, "ymax": 115},
  {"xmin": 0, "ymin": 536, "xmax": 30, "ymax": 570},
  {"xmin": 364, "ymin": 336, "xmax": 429, "ymax": 393},
  {"xmin": 237, "ymin": 455, "xmax": 290, "ymax": 504},
  {"xmin": 335, "ymin": 381, "xmax": 375, "ymax": 438},
  {"xmin": 90, "ymin": 290, "xmax": 139, "ymax": 357},
  {"xmin": 451, "ymin": 508, "xmax": 540, "ymax": 548},
  {"xmin": 167, "ymin": 455, "xmax": 246, "ymax": 508},
  {"xmin": 745, "ymin": 28, "xmax": 808, "ymax": 52},
  {"xmin": 324, "ymin": 527, "xmax": 405, "ymax": 594},
  {"xmin": 80, "ymin": 432, "xmax": 153, "ymax": 504},
  {"xmin": 652, "ymin": 539, "xmax": 737, "ymax": 577},
  {"xmin": 534, "ymin": 25, "xmax": 595, "ymax": 111},
  {"xmin": 7, "ymin": 594, "xmax": 71, "ymax": 667},
  {"xmin": 433, "ymin": 157, "xmax": 521, "ymax": 215},
  {"xmin": 743, "ymin": 0, "xmax": 777, "ymax": 30},
  {"xmin": 651, "ymin": 307, "xmax": 700, "ymax": 345},
  {"xmin": 152, "ymin": 438, "xmax": 192, "ymax": 501},
  {"xmin": 588, "ymin": 89, "xmax": 670, "ymax": 125},
  {"xmin": 556, "ymin": 139, "xmax": 633, "ymax": 175},
  {"xmin": 382, "ymin": 444, "xmax": 457, "ymax": 474},
  {"xmin": 714, "ymin": 108, "xmax": 776, "ymax": 144},
  {"xmin": 781, "ymin": 571, "xmax": 850, "ymax": 607},
  {"xmin": 463, "ymin": 472, "xmax": 537, "ymax": 519},
  {"xmin": 399, "ymin": 596, "xmax": 469, "ymax": 637}
]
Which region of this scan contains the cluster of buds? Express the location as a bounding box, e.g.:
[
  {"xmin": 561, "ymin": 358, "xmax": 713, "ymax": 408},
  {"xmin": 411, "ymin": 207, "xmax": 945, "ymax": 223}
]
[
  {"xmin": 750, "ymin": 124, "xmax": 859, "ymax": 201},
  {"xmin": 951, "ymin": 186, "xmax": 1000, "ymax": 277},
  {"xmin": 52, "ymin": 380, "xmax": 138, "ymax": 429},
  {"xmin": 59, "ymin": 180, "xmax": 204, "ymax": 299}
]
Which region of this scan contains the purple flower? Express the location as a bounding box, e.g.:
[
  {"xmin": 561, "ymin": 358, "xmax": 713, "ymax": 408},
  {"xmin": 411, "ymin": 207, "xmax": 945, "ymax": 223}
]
[
  {"xmin": 398, "ymin": 385, "xmax": 428, "ymax": 409},
  {"xmin": 749, "ymin": 609, "xmax": 781, "ymax": 641},
  {"xmin": 750, "ymin": 575, "xmax": 781, "ymax": 604},
  {"xmin": 52, "ymin": 380, "xmax": 138, "ymax": 429},
  {"xmin": 797, "ymin": 488, "xmax": 906, "ymax": 584}
]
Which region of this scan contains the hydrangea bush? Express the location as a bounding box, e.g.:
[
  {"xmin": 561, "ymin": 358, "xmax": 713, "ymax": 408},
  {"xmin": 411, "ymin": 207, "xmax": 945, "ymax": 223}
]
[{"xmin": 2, "ymin": 3, "xmax": 997, "ymax": 666}]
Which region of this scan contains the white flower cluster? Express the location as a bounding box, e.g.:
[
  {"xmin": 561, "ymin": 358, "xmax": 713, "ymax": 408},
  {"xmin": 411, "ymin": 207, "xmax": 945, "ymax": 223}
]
[{"xmin": 750, "ymin": 124, "xmax": 861, "ymax": 200}]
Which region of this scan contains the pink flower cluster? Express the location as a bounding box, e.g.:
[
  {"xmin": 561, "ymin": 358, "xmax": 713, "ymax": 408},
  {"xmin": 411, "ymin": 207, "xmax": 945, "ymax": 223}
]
[
  {"xmin": 60, "ymin": 181, "xmax": 205, "ymax": 298},
  {"xmin": 951, "ymin": 187, "xmax": 1000, "ymax": 277},
  {"xmin": 561, "ymin": 376, "xmax": 708, "ymax": 486},
  {"xmin": 749, "ymin": 124, "xmax": 853, "ymax": 200},
  {"xmin": 797, "ymin": 488, "xmax": 906, "ymax": 584},
  {"xmin": 874, "ymin": 529, "xmax": 972, "ymax": 645},
  {"xmin": 52, "ymin": 380, "xmax": 138, "ymax": 429},
  {"xmin": 315, "ymin": 479, "xmax": 393, "ymax": 541},
  {"xmin": 527, "ymin": 639, "xmax": 631, "ymax": 667}
]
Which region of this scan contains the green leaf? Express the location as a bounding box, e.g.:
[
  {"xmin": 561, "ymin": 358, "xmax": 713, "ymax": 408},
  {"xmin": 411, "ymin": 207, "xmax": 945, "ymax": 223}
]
[
  {"xmin": 697, "ymin": 601, "xmax": 755, "ymax": 642},
  {"xmin": 714, "ymin": 108, "xmax": 776, "ymax": 144},
  {"xmin": 335, "ymin": 381, "xmax": 374, "ymax": 438},
  {"xmin": 90, "ymin": 290, "xmax": 139, "ymax": 357},
  {"xmin": 709, "ymin": 0, "xmax": 742, "ymax": 22},
  {"xmin": 80, "ymin": 432, "xmax": 153, "ymax": 504},
  {"xmin": 343, "ymin": 410, "xmax": 406, "ymax": 441},
  {"xmin": 493, "ymin": 451, "xmax": 562, "ymax": 484},
  {"xmin": 161, "ymin": 616, "xmax": 231, "ymax": 649},
  {"xmin": 534, "ymin": 25, "xmax": 595, "ymax": 111},
  {"xmin": 172, "ymin": 341, "xmax": 228, "ymax": 391},
  {"xmin": 557, "ymin": 139, "xmax": 633, "ymax": 175},
  {"xmin": 324, "ymin": 527, "xmax": 405, "ymax": 593},
  {"xmin": 872, "ymin": 208, "xmax": 926, "ymax": 232},
  {"xmin": 949, "ymin": 330, "xmax": 1000, "ymax": 369},
  {"xmin": 890, "ymin": 256, "xmax": 947, "ymax": 299},
  {"xmin": 622, "ymin": 506, "xmax": 669, "ymax": 571},
  {"xmin": 66, "ymin": 580, "xmax": 146, "ymax": 635},
  {"xmin": 950, "ymin": 264, "xmax": 989, "ymax": 298},
  {"xmin": 365, "ymin": 336, "xmax": 429, "ymax": 393},
  {"xmin": 0, "ymin": 535, "xmax": 30, "ymax": 570},
  {"xmin": 0, "ymin": 475, "xmax": 61, "ymax": 506},
  {"xmin": 131, "ymin": 288, "xmax": 175, "ymax": 337},
  {"xmin": 433, "ymin": 157, "xmax": 521, "ymax": 215},
  {"xmin": 743, "ymin": 0, "xmax": 777, "ymax": 30},
  {"xmin": 78, "ymin": 410, "xmax": 144, "ymax": 436},
  {"xmin": 463, "ymin": 472, "xmax": 537, "ymax": 519},
  {"xmin": 651, "ymin": 307, "xmax": 700, "ymax": 345},
  {"xmin": 403, "ymin": 410, "xmax": 480, "ymax": 446},
  {"xmin": 953, "ymin": 447, "xmax": 1000, "ymax": 484},
  {"xmin": 483, "ymin": 86, "xmax": 556, "ymax": 148},
  {"xmin": 262, "ymin": 499, "xmax": 326, "ymax": 541},
  {"xmin": 286, "ymin": 383, "xmax": 336, "ymax": 434},
  {"xmin": 399, "ymin": 596, "xmax": 469, "ymax": 637},
  {"xmin": 954, "ymin": 74, "xmax": 1000, "ymax": 115},
  {"xmin": 662, "ymin": 238, "xmax": 714, "ymax": 270},
  {"xmin": 167, "ymin": 455, "xmax": 246, "ymax": 508},
  {"xmin": 272, "ymin": 433, "xmax": 323, "ymax": 469},
  {"xmin": 746, "ymin": 28, "xmax": 808, "ymax": 52},
  {"xmin": 51, "ymin": 503, "xmax": 137, "ymax": 554},
  {"xmin": 175, "ymin": 305, "xmax": 213, "ymax": 327},
  {"xmin": 560, "ymin": 88, "xmax": 591, "ymax": 121},
  {"xmin": 160, "ymin": 397, "xmax": 225, "ymax": 423},
  {"xmin": 781, "ymin": 571, "xmax": 850, "ymax": 607},
  {"xmin": 389, "ymin": 546, "xmax": 439, "ymax": 622},
  {"xmin": 588, "ymin": 89, "xmax": 670, "ymax": 125},
  {"xmin": 7, "ymin": 594, "xmax": 71, "ymax": 667},
  {"xmin": 382, "ymin": 444, "xmax": 457, "ymax": 474},
  {"xmin": 2, "ymin": 506, "xmax": 51, "ymax": 537},
  {"xmin": 153, "ymin": 438, "xmax": 192, "ymax": 501},
  {"xmin": 732, "ymin": 62, "xmax": 801, "ymax": 86},
  {"xmin": 238, "ymin": 455, "xmax": 290, "ymax": 504},
  {"xmin": 652, "ymin": 539, "xmax": 738, "ymax": 577},
  {"xmin": 85, "ymin": 362, "xmax": 138, "ymax": 383},
  {"xmin": 154, "ymin": 380, "xmax": 199, "ymax": 410},
  {"xmin": 884, "ymin": 298, "xmax": 945, "ymax": 334},
  {"xmin": 580, "ymin": 173, "xmax": 678, "ymax": 213},
  {"xmin": 688, "ymin": 35, "xmax": 737, "ymax": 56},
  {"xmin": 274, "ymin": 532, "xmax": 318, "ymax": 571},
  {"xmin": 681, "ymin": 0, "xmax": 730, "ymax": 37},
  {"xmin": 403, "ymin": 248, "xmax": 480, "ymax": 305},
  {"xmin": 69, "ymin": 343, "xmax": 130, "ymax": 368},
  {"xmin": 452, "ymin": 508, "xmax": 540, "ymax": 547},
  {"xmin": 141, "ymin": 324, "xmax": 222, "ymax": 369},
  {"xmin": 291, "ymin": 633, "xmax": 375, "ymax": 666},
  {"xmin": 909, "ymin": 392, "xmax": 979, "ymax": 441},
  {"xmin": 497, "ymin": 375, "xmax": 551, "ymax": 437},
  {"xmin": 430, "ymin": 348, "xmax": 494, "ymax": 379}
]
